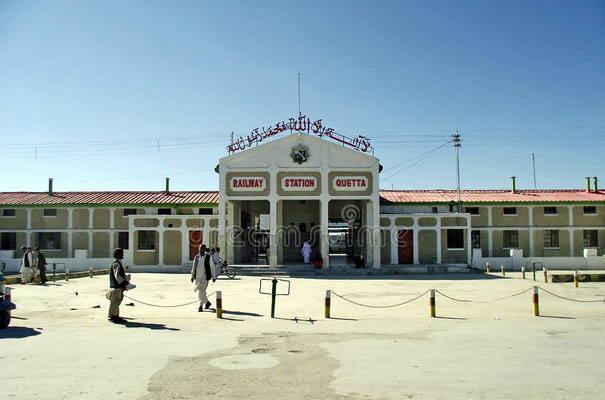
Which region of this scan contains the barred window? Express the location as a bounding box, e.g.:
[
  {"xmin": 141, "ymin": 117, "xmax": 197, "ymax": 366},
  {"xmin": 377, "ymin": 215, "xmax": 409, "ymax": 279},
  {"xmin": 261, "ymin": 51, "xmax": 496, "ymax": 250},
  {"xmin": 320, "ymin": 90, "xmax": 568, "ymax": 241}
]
[
  {"xmin": 544, "ymin": 207, "xmax": 557, "ymax": 215},
  {"xmin": 118, "ymin": 232, "xmax": 129, "ymax": 250},
  {"xmin": 43, "ymin": 209, "xmax": 57, "ymax": 217},
  {"xmin": 199, "ymin": 208, "xmax": 213, "ymax": 215},
  {"xmin": 503, "ymin": 207, "xmax": 517, "ymax": 215},
  {"xmin": 158, "ymin": 208, "xmax": 172, "ymax": 215},
  {"xmin": 583, "ymin": 230, "xmax": 598, "ymax": 247},
  {"xmin": 38, "ymin": 232, "xmax": 61, "ymax": 250},
  {"xmin": 137, "ymin": 231, "xmax": 155, "ymax": 250},
  {"xmin": 2, "ymin": 209, "xmax": 16, "ymax": 217},
  {"xmin": 0, "ymin": 232, "xmax": 16, "ymax": 250},
  {"xmin": 471, "ymin": 230, "xmax": 481, "ymax": 249},
  {"xmin": 543, "ymin": 230, "xmax": 559, "ymax": 248},
  {"xmin": 583, "ymin": 206, "xmax": 597, "ymax": 215},
  {"xmin": 503, "ymin": 230, "xmax": 518, "ymax": 248},
  {"xmin": 465, "ymin": 207, "xmax": 479, "ymax": 215},
  {"xmin": 123, "ymin": 209, "xmax": 137, "ymax": 217}
]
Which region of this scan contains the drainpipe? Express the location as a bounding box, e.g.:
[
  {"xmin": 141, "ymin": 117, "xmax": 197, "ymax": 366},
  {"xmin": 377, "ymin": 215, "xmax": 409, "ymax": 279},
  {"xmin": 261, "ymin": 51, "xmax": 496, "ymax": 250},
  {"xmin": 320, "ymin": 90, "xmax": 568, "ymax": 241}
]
[
  {"xmin": 48, "ymin": 178, "xmax": 54, "ymax": 196},
  {"xmin": 594, "ymin": 177, "xmax": 598, "ymax": 193},
  {"xmin": 586, "ymin": 177, "xmax": 591, "ymax": 192},
  {"xmin": 165, "ymin": 177, "xmax": 170, "ymax": 194},
  {"xmin": 511, "ymin": 176, "xmax": 516, "ymax": 193}
]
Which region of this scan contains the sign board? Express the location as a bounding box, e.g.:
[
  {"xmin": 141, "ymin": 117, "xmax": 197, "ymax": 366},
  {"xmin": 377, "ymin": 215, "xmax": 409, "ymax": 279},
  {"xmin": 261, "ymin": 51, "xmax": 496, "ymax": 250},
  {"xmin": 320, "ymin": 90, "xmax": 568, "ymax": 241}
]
[
  {"xmin": 230, "ymin": 177, "xmax": 266, "ymax": 192},
  {"xmin": 332, "ymin": 176, "xmax": 369, "ymax": 191},
  {"xmin": 281, "ymin": 176, "xmax": 318, "ymax": 191}
]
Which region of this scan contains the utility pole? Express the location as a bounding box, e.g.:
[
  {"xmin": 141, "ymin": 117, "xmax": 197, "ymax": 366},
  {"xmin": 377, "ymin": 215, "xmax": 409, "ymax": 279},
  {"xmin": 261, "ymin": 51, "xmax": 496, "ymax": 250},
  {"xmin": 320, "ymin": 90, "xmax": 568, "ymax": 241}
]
[{"xmin": 453, "ymin": 130, "xmax": 462, "ymax": 212}]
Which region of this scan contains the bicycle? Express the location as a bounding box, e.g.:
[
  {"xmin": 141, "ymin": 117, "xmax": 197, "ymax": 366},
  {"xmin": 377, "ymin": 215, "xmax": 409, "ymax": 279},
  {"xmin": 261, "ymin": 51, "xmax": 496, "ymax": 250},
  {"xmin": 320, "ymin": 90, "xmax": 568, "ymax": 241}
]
[{"xmin": 217, "ymin": 260, "xmax": 236, "ymax": 279}]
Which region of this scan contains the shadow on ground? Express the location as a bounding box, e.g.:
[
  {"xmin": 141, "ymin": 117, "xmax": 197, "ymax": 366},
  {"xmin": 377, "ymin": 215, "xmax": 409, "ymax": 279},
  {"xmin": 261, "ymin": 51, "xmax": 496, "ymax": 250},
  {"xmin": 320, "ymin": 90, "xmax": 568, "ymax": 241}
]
[{"xmin": 0, "ymin": 326, "xmax": 42, "ymax": 339}]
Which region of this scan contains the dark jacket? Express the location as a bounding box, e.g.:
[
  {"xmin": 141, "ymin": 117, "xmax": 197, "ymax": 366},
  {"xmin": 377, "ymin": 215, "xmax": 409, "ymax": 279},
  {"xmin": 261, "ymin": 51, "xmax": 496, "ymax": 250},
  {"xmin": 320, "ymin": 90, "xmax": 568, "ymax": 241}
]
[
  {"xmin": 37, "ymin": 252, "xmax": 47, "ymax": 270},
  {"xmin": 109, "ymin": 259, "xmax": 128, "ymax": 289}
]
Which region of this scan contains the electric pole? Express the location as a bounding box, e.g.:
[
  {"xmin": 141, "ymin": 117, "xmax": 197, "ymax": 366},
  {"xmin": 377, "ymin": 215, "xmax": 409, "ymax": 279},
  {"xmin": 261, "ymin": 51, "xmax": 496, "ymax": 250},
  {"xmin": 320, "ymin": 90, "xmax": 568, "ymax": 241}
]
[{"xmin": 453, "ymin": 130, "xmax": 462, "ymax": 212}]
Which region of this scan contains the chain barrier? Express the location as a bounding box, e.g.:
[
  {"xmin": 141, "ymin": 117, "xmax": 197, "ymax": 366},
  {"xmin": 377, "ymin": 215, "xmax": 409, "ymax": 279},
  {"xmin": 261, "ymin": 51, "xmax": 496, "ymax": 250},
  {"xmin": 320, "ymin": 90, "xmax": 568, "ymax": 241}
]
[
  {"xmin": 538, "ymin": 287, "xmax": 605, "ymax": 303},
  {"xmin": 123, "ymin": 291, "xmax": 216, "ymax": 308},
  {"xmin": 331, "ymin": 290, "xmax": 429, "ymax": 308},
  {"xmin": 435, "ymin": 288, "xmax": 532, "ymax": 304}
]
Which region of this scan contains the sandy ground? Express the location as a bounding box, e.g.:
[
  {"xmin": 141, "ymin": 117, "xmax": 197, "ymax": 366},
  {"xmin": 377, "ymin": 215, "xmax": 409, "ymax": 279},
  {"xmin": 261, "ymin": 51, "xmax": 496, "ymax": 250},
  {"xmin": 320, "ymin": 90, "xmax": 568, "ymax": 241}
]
[{"xmin": 2, "ymin": 272, "xmax": 605, "ymax": 399}]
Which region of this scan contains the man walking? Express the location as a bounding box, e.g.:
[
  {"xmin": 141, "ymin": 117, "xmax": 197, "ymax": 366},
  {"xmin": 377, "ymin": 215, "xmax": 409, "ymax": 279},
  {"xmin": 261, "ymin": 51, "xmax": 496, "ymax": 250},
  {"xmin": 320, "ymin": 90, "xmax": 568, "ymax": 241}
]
[
  {"xmin": 19, "ymin": 245, "xmax": 33, "ymax": 284},
  {"xmin": 34, "ymin": 247, "xmax": 48, "ymax": 284},
  {"xmin": 191, "ymin": 244, "xmax": 216, "ymax": 312},
  {"xmin": 108, "ymin": 248, "xmax": 130, "ymax": 323}
]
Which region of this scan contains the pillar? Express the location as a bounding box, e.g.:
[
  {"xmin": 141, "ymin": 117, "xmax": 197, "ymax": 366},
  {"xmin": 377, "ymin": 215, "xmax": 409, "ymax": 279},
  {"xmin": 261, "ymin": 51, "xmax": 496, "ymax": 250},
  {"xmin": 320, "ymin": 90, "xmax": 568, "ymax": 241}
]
[
  {"xmin": 320, "ymin": 199, "xmax": 330, "ymax": 269},
  {"xmin": 269, "ymin": 198, "xmax": 278, "ymax": 268}
]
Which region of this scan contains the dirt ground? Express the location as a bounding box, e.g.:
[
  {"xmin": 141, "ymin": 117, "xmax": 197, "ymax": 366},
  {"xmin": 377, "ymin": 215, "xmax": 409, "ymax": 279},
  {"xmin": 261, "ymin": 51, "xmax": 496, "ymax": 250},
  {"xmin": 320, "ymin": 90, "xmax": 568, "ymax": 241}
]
[{"xmin": 2, "ymin": 272, "xmax": 605, "ymax": 399}]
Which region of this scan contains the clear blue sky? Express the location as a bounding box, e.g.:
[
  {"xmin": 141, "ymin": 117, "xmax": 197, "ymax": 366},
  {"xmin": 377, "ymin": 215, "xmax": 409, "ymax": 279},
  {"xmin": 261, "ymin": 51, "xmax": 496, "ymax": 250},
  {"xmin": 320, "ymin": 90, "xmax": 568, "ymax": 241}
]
[{"xmin": 1, "ymin": 0, "xmax": 604, "ymax": 192}]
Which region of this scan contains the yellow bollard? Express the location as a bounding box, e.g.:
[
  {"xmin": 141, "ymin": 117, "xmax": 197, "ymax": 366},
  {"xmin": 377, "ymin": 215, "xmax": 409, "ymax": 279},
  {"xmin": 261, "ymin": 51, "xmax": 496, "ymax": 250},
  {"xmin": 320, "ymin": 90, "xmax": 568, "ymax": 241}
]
[
  {"xmin": 486, "ymin": 262, "xmax": 490, "ymax": 273},
  {"xmin": 532, "ymin": 286, "xmax": 539, "ymax": 316},
  {"xmin": 574, "ymin": 271, "xmax": 578, "ymax": 288},
  {"xmin": 65, "ymin": 268, "xmax": 69, "ymax": 281},
  {"xmin": 501, "ymin": 265, "xmax": 505, "ymax": 277},
  {"xmin": 5, "ymin": 287, "xmax": 11, "ymax": 317},
  {"xmin": 216, "ymin": 291, "xmax": 222, "ymax": 319},
  {"xmin": 325, "ymin": 290, "xmax": 331, "ymax": 318},
  {"xmin": 125, "ymin": 265, "xmax": 130, "ymax": 274},
  {"xmin": 543, "ymin": 267, "xmax": 548, "ymax": 283},
  {"xmin": 522, "ymin": 265, "xmax": 526, "ymax": 279},
  {"xmin": 89, "ymin": 266, "xmax": 93, "ymax": 278},
  {"xmin": 429, "ymin": 289, "xmax": 436, "ymax": 318}
]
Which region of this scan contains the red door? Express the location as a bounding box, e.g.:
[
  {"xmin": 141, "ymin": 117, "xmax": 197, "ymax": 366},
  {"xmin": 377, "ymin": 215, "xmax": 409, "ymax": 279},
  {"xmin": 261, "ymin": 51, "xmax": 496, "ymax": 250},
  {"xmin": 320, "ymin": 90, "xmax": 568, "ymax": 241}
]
[
  {"xmin": 398, "ymin": 230, "xmax": 413, "ymax": 264},
  {"xmin": 189, "ymin": 231, "xmax": 203, "ymax": 260}
]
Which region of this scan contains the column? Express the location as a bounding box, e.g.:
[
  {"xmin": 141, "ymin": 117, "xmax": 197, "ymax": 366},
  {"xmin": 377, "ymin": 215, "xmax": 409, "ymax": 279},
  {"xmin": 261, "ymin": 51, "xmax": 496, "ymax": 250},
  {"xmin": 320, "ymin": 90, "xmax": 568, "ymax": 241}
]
[
  {"xmin": 466, "ymin": 216, "xmax": 472, "ymax": 265},
  {"xmin": 218, "ymin": 196, "xmax": 227, "ymax": 261},
  {"xmin": 412, "ymin": 224, "xmax": 419, "ymax": 265},
  {"xmin": 390, "ymin": 219, "xmax": 398, "ymax": 265},
  {"xmin": 436, "ymin": 225, "xmax": 442, "ymax": 265},
  {"xmin": 158, "ymin": 230, "xmax": 163, "ymax": 266},
  {"xmin": 569, "ymin": 228, "xmax": 574, "ymax": 257},
  {"xmin": 529, "ymin": 228, "xmax": 534, "ymax": 257},
  {"xmin": 320, "ymin": 199, "xmax": 330, "ymax": 270},
  {"xmin": 488, "ymin": 230, "xmax": 493, "ymax": 257},
  {"xmin": 269, "ymin": 198, "xmax": 278, "ymax": 268}
]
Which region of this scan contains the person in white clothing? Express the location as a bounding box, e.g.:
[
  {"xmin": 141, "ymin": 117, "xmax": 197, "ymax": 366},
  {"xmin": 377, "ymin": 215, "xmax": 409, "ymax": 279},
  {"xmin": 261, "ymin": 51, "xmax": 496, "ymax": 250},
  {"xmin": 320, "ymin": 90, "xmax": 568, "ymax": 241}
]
[
  {"xmin": 301, "ymin": 240, "xmax": 312, "ymax": 264},
  {"xmin": 19, "ymin": 245, "xmax": 34, "ymax": 284},
  {"xmin": 191, "ymin": 244, "xmax": 216, "ymax": 312},
  {"xmin": 212, "ymin": 246, "xmax": 223, "ymax": 277}
]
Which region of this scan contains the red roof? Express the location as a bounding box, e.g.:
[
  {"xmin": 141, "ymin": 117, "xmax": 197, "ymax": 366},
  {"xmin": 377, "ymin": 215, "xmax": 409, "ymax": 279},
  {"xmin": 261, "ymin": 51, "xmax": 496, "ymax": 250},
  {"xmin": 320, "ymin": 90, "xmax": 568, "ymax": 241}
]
[
  {"xmin": 0, "ymin": 191, "xmax": 219, "ymax": 206},
  {"xmin": 0, "ymin": 189, "xmax": 602, "ymax": 206},
  {"xmin": 379, "ymin": 190, "xmax": 605, "ymax": 204}
]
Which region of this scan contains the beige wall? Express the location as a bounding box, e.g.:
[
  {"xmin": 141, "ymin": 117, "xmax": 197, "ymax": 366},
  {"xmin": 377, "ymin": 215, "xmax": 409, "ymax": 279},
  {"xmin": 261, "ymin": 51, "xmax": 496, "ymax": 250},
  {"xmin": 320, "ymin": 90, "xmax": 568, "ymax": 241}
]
[
  {"xmin": 163, "ymin": 231, "xmax": 182, "ymax": 265},
  {"xmin": 72, "ymin": 232, "xmax": 89, "ymax": 257},
  {"xmin": 532, "ymin": 206, "xmax": 569, "ymax": 227},
  {"xmin": 177, "ymin": 208, "xmax": 194, "ymax": 215},
  {"xmin": 440, "ymin": 229, "xmax": 467, "ymax": 263},
  {"xmin": 492, "ymin": 206, "xmax": 529, "ymax": 227},
  {"xmin": 419, "ymin": 230, "xmax": 437, "ymax": 264},
  {"xmin": 134, "ymin": 218, "xmax": 160, "ymax": 228},
  {"xmin": 93, "ymin": 209, "xmax": 110, "ymax": 229},
  {"xmin": 114, "ymin": 208, "xmax": 145, "ymax": 229},
  {"xmin": 572, "ymin": 205, "xmax": 605, "ymax": 227},
  {"xmin": 468, "ymin": 207, "xmax": 489, "ymax": 227},
  {"xmin": 394, "ymin": 217, "xmax": 414, "ymax": 226},
  {"xmin": 492, "ymin": 230, "xmax": 529, "ymax": 257},
  {"xmin": 31, "ymin": 209, "xmax": 68, "ymax": 229},
  {"xmin": 418, "ymin": 217, "xmax": 437, "ymax": 227},
  {"xmin": 163, "ymin": 219, "xmax": 182, "ymax": 228},
  {"xmin": 133, "ymin": 230, "xmax": 158, "ymax": 265},
  {"xmin": 0, "ymin": 209, "xmax": 27, "ymax": 229},
  {"xmin": 380, "ymin": 230, "xmax": 391, "ymax": 264},
  {"xmin": 73, "ymin": 209, "xmax": 89, "ymax": 229},
  {"xmin": 93, "ymin": 232, "xmax": 110, "ymax": 258},
  {"xmin": 441, "ymin": 217, "xmax": 467, "ymax": 227}
]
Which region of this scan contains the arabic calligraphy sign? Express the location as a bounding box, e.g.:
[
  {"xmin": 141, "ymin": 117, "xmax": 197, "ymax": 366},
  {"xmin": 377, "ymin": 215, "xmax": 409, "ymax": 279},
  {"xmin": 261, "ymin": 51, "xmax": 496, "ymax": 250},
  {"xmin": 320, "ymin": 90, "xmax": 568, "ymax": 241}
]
[{"xmin": 227, "ymin": 113, "xmax": 372, "ymax": 155}]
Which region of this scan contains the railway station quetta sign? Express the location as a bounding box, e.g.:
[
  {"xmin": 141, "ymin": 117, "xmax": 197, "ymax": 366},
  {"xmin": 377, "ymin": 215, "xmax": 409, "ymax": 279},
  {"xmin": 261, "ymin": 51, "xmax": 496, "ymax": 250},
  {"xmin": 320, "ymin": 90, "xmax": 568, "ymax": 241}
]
[{"xmin": 227, "ymin": 113, "xmax": 373, "ymax": 155}]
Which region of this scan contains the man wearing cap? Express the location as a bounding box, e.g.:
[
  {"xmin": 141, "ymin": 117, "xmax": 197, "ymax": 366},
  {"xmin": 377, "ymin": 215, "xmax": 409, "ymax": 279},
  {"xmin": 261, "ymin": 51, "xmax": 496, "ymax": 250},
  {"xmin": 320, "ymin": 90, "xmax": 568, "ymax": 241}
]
[
  {"xmin": 108, "ymin": 248, "xmax": 130, "ymax": 323},
  {"xmin": 19, "ymin": 245, "xmax": 34, "ymax": 284},
  {"xmin": 34, "ymin": 247, "xmax": 48, "ymax": 284},
  {"xmin": 191, "ymin": 244, "xmax": 216, "ymax": 312}
]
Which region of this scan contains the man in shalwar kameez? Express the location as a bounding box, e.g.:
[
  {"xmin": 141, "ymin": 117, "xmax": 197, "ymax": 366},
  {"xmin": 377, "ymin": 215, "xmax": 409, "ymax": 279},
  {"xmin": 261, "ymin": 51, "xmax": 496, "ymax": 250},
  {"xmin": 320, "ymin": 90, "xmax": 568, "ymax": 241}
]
[
  {"xmin": 19, "ymin": 245, "xmax": 34, "ymax": 284},
  {"xmin": 191, "ymin": 244, "xmax": 216, "ymax": 312}
]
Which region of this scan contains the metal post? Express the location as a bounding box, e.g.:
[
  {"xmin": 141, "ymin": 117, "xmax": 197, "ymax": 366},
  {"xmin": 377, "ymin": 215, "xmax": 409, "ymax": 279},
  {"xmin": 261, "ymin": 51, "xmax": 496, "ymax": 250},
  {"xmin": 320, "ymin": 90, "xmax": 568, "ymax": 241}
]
[
  {"xmin": 501, "ymin": 265, "xmax": 505, "ymax": 277},
  {"xmin": 52, "ymin": 263, "xmax": 56, "ymax": 282},
  {"xmin": 216, "ymin": 291, "xmax": 222, "ymax": 319},
  {"xmin": 522, "ymin": 265, "xmax": 526, "ymax": 279},
  {"xmin": 325, "ymin": 290, "xmax": 331, "ymax": 318},
  {"xmin": 89, "ymin": 266, "xmax": 93, "ymax": 278},
  {"xmin": 532, "ymin": 286, "xmax": 539, "ymax": 316},
  {"xmin": 271, "ymin": 278, "xmax": 277, "ymax": 318},
  {"xmin": 486, "ymin": 262, "xmax": 490, "ymax": 273},
  {"xmin": 574, "ymin": 271, "xmax": 578, "ymax": 288},
  {"xmin": 65, "ymin": 267, "xmax": 69, "ymax": 281},
  {"xmin": 532, "ymin": 262, "xmax": 536, "ymax": 281},
  {"xmin": 543, "ymin": 267, "xmax": 548, "ymax": 283},
  {"xmin": 429, "ymin": 289, "xmax": 436, "ymax": 317}
]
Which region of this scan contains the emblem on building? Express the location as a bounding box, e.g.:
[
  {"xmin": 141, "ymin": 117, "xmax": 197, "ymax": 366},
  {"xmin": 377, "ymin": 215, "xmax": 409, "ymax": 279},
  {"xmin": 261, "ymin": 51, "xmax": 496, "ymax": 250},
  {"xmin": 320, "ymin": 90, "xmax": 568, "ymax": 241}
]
[{"xmin": 290, "ymin": 143, "xmax": 309, "ymax": 164}]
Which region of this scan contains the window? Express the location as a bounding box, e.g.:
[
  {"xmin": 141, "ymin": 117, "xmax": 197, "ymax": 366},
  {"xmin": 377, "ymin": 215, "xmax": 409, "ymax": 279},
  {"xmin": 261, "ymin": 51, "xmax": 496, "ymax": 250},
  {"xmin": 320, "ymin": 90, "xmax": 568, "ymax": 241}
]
[
  {"xmin": 43, "ymin": 209, "xmax": 57, "ymax": 217},
  {"xmin": 543, "ymin": 230, "xmax": 559, "ymax": 248},
  {"xmin": 503, "ymin": 230, "xmax": 518, "ymax": 248},
  {"xmin": 137, "ymin": 231, "xmax": 155, "ymax": 250},
  {"xmin": 2, "ymin": 209, "xmax": 16, "ymax": 217},
  {"xmin": 158, "ymin": 208, "xmax": 172, "ymax": 215},
  {"xmin": 199, "ymin": 208, "xmax": 213, "ymax": 215},
  {"xmin": 583, "ymin": 206, "xmax": 597, "ymax": 215},
  {"xmin": 123, "ymin": 209, "xmax": 137, "ymax": 217},
  {"xmin": 465, "ymin": 207, "xmax": 479, "ymax": 215},
  {"xmin": 38, "ymin": 232, "xmax": 61, "ymax": 250},
  {"xmin": 471, "ymin": 230, "xmax": 481, "ymax": 249},
  {"xmin": 503, "ymin": 207, "xmax": 517, "ymax": 215},
  {"xmin": 583, "ymin": 230, "xmax": 598, "ymax": 247},
  {"xmin": 118, "ymin": 232, "xmax": 129, "ymax": 250},
  {"xmin": 544, "ymin": 207, "xmax": 557, "ymax": 215},
  {"xmin": 431, "ymin": 207, "xmax": 438, "ymax": 213},
  {"xmin": 0, "ymin": 232, "xmax": 16, "ymax": 250},
  {"xmin": 447, "ymin": 229, "xmax": 464, "ymax": 249}
]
